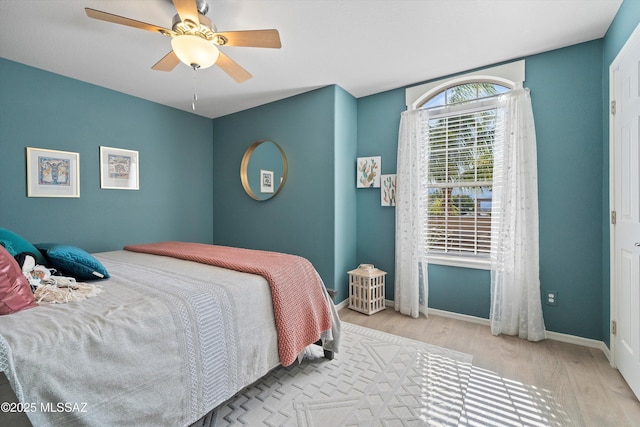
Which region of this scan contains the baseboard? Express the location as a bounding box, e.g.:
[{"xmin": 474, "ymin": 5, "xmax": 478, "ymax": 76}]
[
  {"xmin": 427, "ymin": 307, "xmax": 491, "ymax": 327},
  {"xmin": 335, "ymin": 298, "xmax": 349, "ymax": 310},
  {"xmin": 601, "ymin": 342, "xmax": 612, "ymax": 363},
  {"xmin": 545, "ymin": 330, "xmax": 612, "ymax": 361}
]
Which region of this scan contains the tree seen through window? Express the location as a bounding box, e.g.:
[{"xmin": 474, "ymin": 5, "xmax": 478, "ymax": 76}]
[{"xmin": 421, "ymin": 82, "xmax": 508, "ymax": 257}]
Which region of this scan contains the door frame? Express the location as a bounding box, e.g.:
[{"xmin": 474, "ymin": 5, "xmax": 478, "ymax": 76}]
[{"xmin": 609, "ymin": 20, "xmax": 640, "ymax": 368}]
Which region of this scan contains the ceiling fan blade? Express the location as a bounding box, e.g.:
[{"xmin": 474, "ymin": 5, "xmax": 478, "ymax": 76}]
[
  {"xmin": 172, "ymin": 0, "xmax": 200, "ymax": 27},
  {"xmin": 214, "ymin": 30, "xmax": 282, "ymax": 48},
  {"xmin": 216, "ymin": 52, "xmax": 252, "ymax": 83},
  {"xmin": 152, "ymin": 51, "xmax": 181, "ymax": 72},
  {"xmin": 85, "ymin": 8, "xmax": 171, "ymax": 35}
]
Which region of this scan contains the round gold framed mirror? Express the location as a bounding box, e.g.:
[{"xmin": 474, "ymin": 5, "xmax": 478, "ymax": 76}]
[{"xmin": 240, "ymin": 140, "xmax": 288, "ymax": 201}]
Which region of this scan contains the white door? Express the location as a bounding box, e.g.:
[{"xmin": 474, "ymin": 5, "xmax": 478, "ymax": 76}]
[{"xmin": 611, "ymin": 23, "xmax": 640, "ymax": 400}]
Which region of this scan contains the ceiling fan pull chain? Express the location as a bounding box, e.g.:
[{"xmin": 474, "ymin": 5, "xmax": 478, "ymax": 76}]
[{"xmin": 192, "ymin": 66, "xmax": 198, "ymax": 111}]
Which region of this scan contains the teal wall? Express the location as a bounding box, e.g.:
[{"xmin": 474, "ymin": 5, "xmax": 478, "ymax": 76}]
[
  {"xmin": 0, "ymin": 59, "xmax": 214, "ymax": 252},
  {"xmin": 333, "ymin": 87, "xmax": 358, "ymax": 302},
  {"xmin": 211, "ymin": 86, "xmax": 357, "ymax": 294},
  {"xmin": 356, "ymin": 89, "xmax": 404, "ymax": 300},
  {"xmin": 356, "ymin": 41, "xmax": 606, "ymax": 339},
  {"xmin": 601, "ymin": 0, "xmax": 640, "ymax": 346},
  {"xmin": 528, "ymin": 42, "xmax": 604, "ymax": 340}
]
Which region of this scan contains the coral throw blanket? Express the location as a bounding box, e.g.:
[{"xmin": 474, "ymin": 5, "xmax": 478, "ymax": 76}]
[{"xmin": 124, "ymin": 241, "xmax": 332, "ymax": 366}]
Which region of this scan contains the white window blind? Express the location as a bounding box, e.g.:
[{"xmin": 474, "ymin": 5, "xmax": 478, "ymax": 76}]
[
  {"xmin": 425, "ymin": 107, "xmax": 497, "ymax": 257},
  {"xmin": 406, "ymin": 66, "xmax": 521, "ymax": 268}
]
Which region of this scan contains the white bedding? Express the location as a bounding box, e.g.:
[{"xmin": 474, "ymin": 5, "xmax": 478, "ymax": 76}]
[{"xmin": 0, "ymin": 250, "xmax": 287, "ymax": 426}]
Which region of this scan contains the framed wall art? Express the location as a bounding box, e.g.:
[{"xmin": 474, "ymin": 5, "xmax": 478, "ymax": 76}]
[
  {"xmin": 381, "ymin": 174, "xmax": 396, "ymax": 206},
  {"xmin": 100, "ymin": 146, "xmax": 139, "ymax": 190},
  {"xmin": 357, "ymin": 156, "xmax": 381, "ymax": 188},
  {"xmin": 260, "ymin": 169, "xmax": 274, "ymax": 193},
  {"xmin": 26, "ymin": 147, "xmax": 80, "ymax": 198}
]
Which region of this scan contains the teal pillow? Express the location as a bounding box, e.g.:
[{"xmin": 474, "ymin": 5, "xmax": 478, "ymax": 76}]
[
  {"xmin": 0, "ymin": 228, "xmax": 47, "ymax": 266},
  {"xmin": 36, "ymin": 244, "xmax": 109, "ymax": 281}
]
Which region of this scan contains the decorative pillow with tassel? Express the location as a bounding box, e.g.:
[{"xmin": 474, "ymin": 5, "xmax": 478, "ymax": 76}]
[{"xmin": 35, "ymin": 244, "xmax": 109, "ymax": 281}]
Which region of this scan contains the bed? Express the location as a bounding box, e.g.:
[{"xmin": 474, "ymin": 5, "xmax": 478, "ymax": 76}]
[{"xmin": 0, "ymin": 240, "xmax": 339, "ymax": 427}]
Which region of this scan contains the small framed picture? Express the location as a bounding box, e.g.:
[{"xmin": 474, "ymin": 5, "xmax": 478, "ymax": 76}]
[
  {"xmin": 381, "ymin": 174, "xmax": 397, "ymax": 206},
  {"xmin": 260, "ymin": 169, "xmax": 274, "ymax": 193},
  {"xmin": 357, "ymin": 156, "xmax": 381, "ymax": 188},
  {"xmin": 26, "ymin": 147, "xmax": 80, "ymax": 198},
  {"xmin": 100, "ymin": 146, "xmax": 139, "ymax": 190}
]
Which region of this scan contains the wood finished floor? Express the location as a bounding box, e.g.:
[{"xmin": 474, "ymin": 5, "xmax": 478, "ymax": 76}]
[{"xmin": 338, "ymin": 307, "xmax": 640, "ymax": 427}]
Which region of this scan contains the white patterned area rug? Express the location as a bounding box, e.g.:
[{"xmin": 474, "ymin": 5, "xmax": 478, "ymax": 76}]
[{"xmin": 208, "ymin": 322, "xmax": 473, "ymax": 426}]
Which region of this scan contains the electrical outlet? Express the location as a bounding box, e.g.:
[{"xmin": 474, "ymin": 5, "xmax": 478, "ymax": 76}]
[{"xmin": 545, "ymin": 290, "xmax": 557, "ymax": 306}]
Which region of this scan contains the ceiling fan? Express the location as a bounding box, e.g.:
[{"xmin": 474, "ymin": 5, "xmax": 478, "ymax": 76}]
[{"xmin": 84, "ymin": 0, "xmax": 281, "ymax": 83}]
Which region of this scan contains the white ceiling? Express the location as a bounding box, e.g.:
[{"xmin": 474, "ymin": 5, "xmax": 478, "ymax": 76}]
[{"xmin": 0, "ymin": 0, "xmax": 622, "ymax": 119}]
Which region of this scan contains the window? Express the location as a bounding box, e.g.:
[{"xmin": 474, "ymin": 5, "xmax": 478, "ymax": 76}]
[
  {"xmin": 404, "ymin": 61, "xmax": 524, "ymax": 269},
  {"xmin": 419, "ymin": 82, "xmax": 510, "ymax": 268}
]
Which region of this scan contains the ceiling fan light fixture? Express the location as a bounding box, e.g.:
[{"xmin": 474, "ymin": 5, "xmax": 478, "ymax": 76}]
[{"xmin": 171, "ymin": 34, "xmax": 219, "ymax": 69}]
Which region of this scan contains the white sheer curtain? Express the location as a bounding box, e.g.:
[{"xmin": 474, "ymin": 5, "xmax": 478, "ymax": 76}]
[
  {"xmin": 490, "ymin": 88, "xmax": 546, "ymax": 341},
  {"xmin": 395, "ymin": 109, "xmax": 429, "ymax": 318}
]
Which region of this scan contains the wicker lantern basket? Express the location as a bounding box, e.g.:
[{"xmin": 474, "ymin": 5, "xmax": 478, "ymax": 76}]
[{"xmin": 348, "ymin": 264, "xmax": 386, "ymax": 315}]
